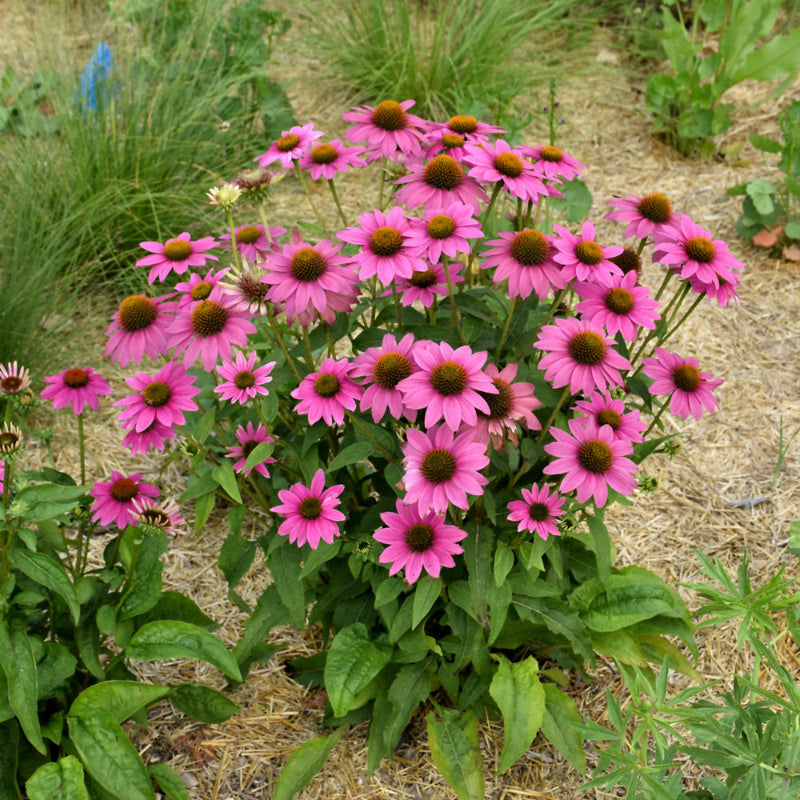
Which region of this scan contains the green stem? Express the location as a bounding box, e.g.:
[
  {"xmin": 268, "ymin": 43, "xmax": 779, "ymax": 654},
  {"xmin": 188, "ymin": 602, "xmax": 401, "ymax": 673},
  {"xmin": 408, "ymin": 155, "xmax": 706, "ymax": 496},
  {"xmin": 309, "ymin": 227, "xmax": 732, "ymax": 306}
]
[
  {"xmin": 662, "ymin": 292, "xmax": 704, "ymax": 343},
  {"xmin": 327, "ymin": 178, "xmax": 349, "ymax": 228},
  {"xmin": 302, "ymin": 327, "xmax": 316, "ymax": 371},
  {"xmin": 521, "ymin": 284, "xmax": 571, "ymax": 357},
  {"xmin": 536, "ymin": 385, "xmax": 572, "ymax": 447},
  {"xmin": 294, "ymin": 162, "xmax": 330, "ymax": 238},
  {"xmin": 494, "ymin": 297, "xmax": 520, "ymax": 361},
  {"xmin": 256, "ymin": 204, "xmax": 274, "ymax": 249},
  {"xmin": 225, "ymin": 208, "xmax": 242, "ymax": 272},
  {"xmin": 644, "ymin": 394, "xmax": 673, "ymax": 437},
  {"xmin": 467, "ymin": 183, "xmax": 503, "ymax": 287},
  {"xmin": 442, "ymin": 259, "xmax": 465, "ymax": 345},
  {"xmin": 77, "ymin": 413, "xmax": 86, "ymax": 488},
  {"xmin": 267, "ymin": 307, "xmax": 303, "ymax": 382},
  {"xmin": 348, "ymin": 413, "xmax": 397, "ymax": 465},
  {"xmin": 392, "ymin": 282, "xmax": 404, "ymax": 332}
]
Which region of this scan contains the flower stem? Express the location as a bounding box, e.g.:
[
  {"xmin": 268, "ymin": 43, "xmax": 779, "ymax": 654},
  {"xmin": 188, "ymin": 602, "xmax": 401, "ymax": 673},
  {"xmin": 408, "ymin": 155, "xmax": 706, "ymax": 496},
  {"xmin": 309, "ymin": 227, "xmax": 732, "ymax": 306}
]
[
  {"xmin": 644, "ymin": 393, "xmax": 673, "ymax": 437},
  {"xmin": 302, "ymin": 327, "xmax": 316, "ymax": 371},
  {"xmin": 442, "ymin": 259, "xmax": 465, "ymax": 345},
  {"xmin": 294, "ymin": 162, "xmax": 330, "ymax": 238},
  {"xmin": 536, "ymin": 385, "xmax": 572, "ymax": 447},
  {"xmin": 225, "ymin": 209, "xmax": 242, "ymax": 272},
  {"xmin": 327, "ymin": 178, "xmax": 349, "ymax": 228},
  {"xmin": 267, "ymin": 307, "xmax": 303, "ymax": 382},
  {"xmin": 348, "ymin": 412, "xmax": 397, "ymax": 465},
  {"xmin": 494, "ymin": 296, "xmax": 520, "ymax": 360},
  {"xmin": 467, "ymin": 183, "xmax": 502, "ymax": 287}
]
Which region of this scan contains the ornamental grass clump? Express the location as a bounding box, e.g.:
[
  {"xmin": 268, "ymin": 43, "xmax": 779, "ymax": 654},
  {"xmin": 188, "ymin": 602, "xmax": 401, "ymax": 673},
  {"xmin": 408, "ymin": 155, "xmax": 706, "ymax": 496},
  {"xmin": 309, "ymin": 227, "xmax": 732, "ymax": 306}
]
[{"xmin": 2, "ymin": 100, "xmax": 744, "ymax": 796}]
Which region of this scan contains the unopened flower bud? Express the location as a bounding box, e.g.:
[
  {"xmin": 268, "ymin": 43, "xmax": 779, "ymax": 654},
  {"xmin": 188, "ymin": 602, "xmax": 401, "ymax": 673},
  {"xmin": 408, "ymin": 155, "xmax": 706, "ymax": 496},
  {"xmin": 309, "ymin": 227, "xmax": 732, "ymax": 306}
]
[
  {"xmin": 207, "ymin": 183, "xmax": 242, "ymax": 211},
  {"xmin": 0, "ymin": 423, "xmax": 23, "ymax": 454}
]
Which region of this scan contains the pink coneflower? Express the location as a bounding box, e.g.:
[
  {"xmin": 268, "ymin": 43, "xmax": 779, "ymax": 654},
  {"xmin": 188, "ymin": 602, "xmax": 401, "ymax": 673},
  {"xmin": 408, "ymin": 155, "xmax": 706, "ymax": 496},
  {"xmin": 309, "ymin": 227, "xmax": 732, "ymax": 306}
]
[
  {"xmin": 405, "ymin": 202, "xmax": 483, "ymax": 263},
  {"xmin": 114, "ymin": 361, "xmax": 200, "ymax": 432},
  {"xmin": 337, "ymin": 206, "xmax": 425, "ymax": 285},
  {"xmin": 104, "ymin": 294, "xmax": 176, "ymax": 367},
  {"xmin": 423, "ymin": 129, "xmax": 470, "ymax": 162},
  {"xmin": 396, "ymin": 341, "xmax": 497, "ymax": 431},
  {"xmin": 687, "ymin": 267, "xmax": 740, "ymax": 306},
  {"xmin": 507, "ymin": 483, "xmax": 565, "ymax": 539},
  {"xmin": 429, "ymin": 114, "xmax": 505, "ymax": 146},
  {"xmin": 271, "ymin": 469, "xmax": 345, "ymax": 549},
  {"xmin": 291, "ymin": 358, "xmax": 362, "ymax": 426},
  {"xmin": 520, "ymin": 144, "xmax": 586, "ymax": 182},
  {"xmin": 387, "ymin": 261, "xmax": 464, "ymax": 308},
  {"xmin": 543, "ymin": 419, "xmax": 638, "ymax": 508},
  {"xmin": 262, "ymin": 231, "xmax": 359, "ymax": 326},
  {"xmin": 219, "ymin": 223, "xmax": 286, "ymax": 261},
  {"xmin": 218, "ymin": 260, "xmax": 272, "ymax": 316},
  {"xmin": 480, "ymin": 229, "xmax": 564, "ymax": 300},
  {"xmin": 298, "ymin": 139, "xmax": 367, "ymax": 180},
  {"xmin": 90, "ymin": 472, "xmax": 160, "ymax": 529},
  {"xmin": 463, "ymin": 140, "xmax": 549, "ymax": 204},
  {"xmin": 135, "ymin": 232, "xmax": 219, "ymax": 285},
  {"xmin": 534, "ymin": 317, "xmax": 632, "ymax": 396},
  {"xmin": 575, "ymin": 271, "xmax": 661, "ymax": 341},
  {"xmin": 653, "ymin": 214, "xmax": 743, "ymax": 288},
  {"xmin": 605, "ymin": 192, "xmax": 676, "ymax": 239},
  {"xmin": 342, "ymin": 99, "xmax": 426, "ymax": 163},
  {"xmin": 573, "ymin": 391, "xmax": 646, "ymax": 443},
  {"xmin": 132, "ymin": 496, "xmax": 185, "ymax": 536},
  {"xmin": 469, "ymin": 363, "xmax": 541, "ymax": 449},
  {"xmin": 374, "ymin": 500, "xmax": 467, "ymax": 583},
  {"xmin": 40, "ymin": 368, "xmax": 111, "ymax": 415},
  {"xmin": 0, "ymin": 361, "xmax": 31, "ymax": 395},
  {"xmin": 351, "ymin": 333, "xmax": 418, "ymax": 423},
  {"xmin": 168, "ymin": 286, "xmax": 257, "ymax": 372},
  {"xmin": 254, "ymin": 123, "xmax": 324, "ymax": 169},
  {"xmin": 401, "ymin": 424, "xmax": 490, "ymax": 513},
  {"xmin": 392, "ymin": 154, "xmax": 488, "ymax": 214},
  {"xmin": 175, "ymin": 267, "xmax": 229, "ymax": 309},
  {"xmin": 642, "ymin": 347, "xmax": 723, "ymax": 421},
  {"xmin": 227, "ymin": 421, "xmax": 275, "ymax": 478},
  {"xmin": 552, "ymin": 221, "xmax": 624, "ymax": 287},
  {"xmin": 121, "ymin": 419, "xmax": 178, "ymax": 456},
  {"xmin": 214, "ymin": 351, "xmax": 275, "ymax": 405}
]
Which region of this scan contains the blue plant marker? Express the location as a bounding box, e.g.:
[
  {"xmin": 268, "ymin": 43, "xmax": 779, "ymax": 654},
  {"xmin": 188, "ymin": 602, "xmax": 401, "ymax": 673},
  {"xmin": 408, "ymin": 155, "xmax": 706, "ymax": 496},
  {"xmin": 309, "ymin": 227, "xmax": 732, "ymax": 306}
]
[{"xmin": 77, "ymin": 43, "xmax": 117, "ymax": 113}]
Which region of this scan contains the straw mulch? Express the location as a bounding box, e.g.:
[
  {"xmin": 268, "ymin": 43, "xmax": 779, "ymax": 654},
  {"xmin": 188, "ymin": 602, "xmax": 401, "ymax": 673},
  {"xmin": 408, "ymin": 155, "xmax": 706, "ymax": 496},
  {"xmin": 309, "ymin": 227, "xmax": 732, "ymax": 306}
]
[{"xmin": 6, "ymin": 2, "xmax": 800, "ymax": 798}]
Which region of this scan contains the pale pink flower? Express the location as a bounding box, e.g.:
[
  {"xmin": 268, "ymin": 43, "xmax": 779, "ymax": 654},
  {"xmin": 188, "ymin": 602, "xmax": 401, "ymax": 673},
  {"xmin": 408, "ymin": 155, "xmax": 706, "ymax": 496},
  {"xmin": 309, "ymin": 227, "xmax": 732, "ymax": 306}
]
[
  {"xmin": 254, "ymin": 123, "xmax": 323, "ymax": 169},
  {"xmin": 226, "ymin": 422, "xmax": 275, "ymax": 478}
]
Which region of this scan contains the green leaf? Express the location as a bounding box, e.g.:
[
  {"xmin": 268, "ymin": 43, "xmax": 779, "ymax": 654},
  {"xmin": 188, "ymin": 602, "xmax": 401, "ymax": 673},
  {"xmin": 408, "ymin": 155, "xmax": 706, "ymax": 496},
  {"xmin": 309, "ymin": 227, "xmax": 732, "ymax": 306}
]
[
  {"xmin": 730, "ymin": 27, "xmax": 800, "ymax": 84},
  {"xmin": 540, "ymin": 684, "xmax": 586, "ymax": 774},
  {"xmin": 327, "ymin": 441, "xmax": 373, "ymax": 472},
  {"xmin": 426, "ymin": 709, "xmax": 485, "ymax": 800},
  {"xmin": 0, "ymin": 624, "xmax": 45, "ymax": 754},
  {"xmin": 0, "ymin": 719, "xmax": 21, "ymax": 800},
  {"xmin": 68, "ymin": 708, "xmax": 155, "ymax": 800},
  {"xmin": 493, "ymin": 542, "xmax": 515, "ymax": 587},
  {"xmin": 244, "ymin": 440, "xmax": 275, "ymax": 472},
  {"xmin": 785, "ymin": 220, "xmax": 800, "ymax": 240},
  {"xmin": 118, "ymin": 531, "xmax": 168, "ymax": 620},
  {"xmin": 126, "ymin": 621, "xmax": 242, "ymax": 682},
  {"xmin": 381, "ymin": 662, "xmax": 435, "ymax": 762},
  {"xmin": 170, "ymin": 683, "xmax": 240, "ymax": 724},
  {"xmin": 70, "ymin": 681, "xmax": 171, "ymax": 724},
  {"xmin": 218, "ymin": 534, "xmax": 256, "ymax": 593},
  {"xmin": 489, "ymin": 655, "xmax": 545, "ymax": 773},
  {"xmin": 147, "ymin": 763, "xmax": 188, "ymax": 800},
  {"xmin": 324, "ymin": 624, "xmax": 392, "ymax": 718},
  {"xmin": 233, "ymin": 585, "xmax": 289, "ymax": 680},
  {"xmin": 270, "ymin": 540, "xmax": 306, "ymax": 629},
  {"xmin": 273, "ymin": 726, "xmax": 346, "ymax": 800},
  {"xmin": 8, "ymin": 548, "xmax": 81, "ymax": 625},
  {"xmin": 138, "ymin": 591, "xmax": 219, "ymax": 631},
  {"xmin": 749, "ymin": 133, "xmax": 782, "ymax": 153},
  {"xmin": 745, "ymin": 177, "xmax": 776, "ymax": 216},
  {"xmin": 193, "ymin": 492, "xmax": 216, "ymax": 534},
  {"xmin": 26, "ymin": 756, "xmax": 89, "ymax": 800},
  {"xmin": 192, "ymin": 406, "xmax": 216, "ymax": 445},
  {"xmin": 36, "ymin": 642, "xmax": 77, "ymax": 699},
  {"xmin": 584, "ymin": 513, "xmax": 612, "ymax": 590},
  {"xmin": 412, "ymin": 577, "xmax": 441, "ymax": 629},
  {"xmin": 211, "ymin": 462, "xmax": 243, "ymax": 503}
]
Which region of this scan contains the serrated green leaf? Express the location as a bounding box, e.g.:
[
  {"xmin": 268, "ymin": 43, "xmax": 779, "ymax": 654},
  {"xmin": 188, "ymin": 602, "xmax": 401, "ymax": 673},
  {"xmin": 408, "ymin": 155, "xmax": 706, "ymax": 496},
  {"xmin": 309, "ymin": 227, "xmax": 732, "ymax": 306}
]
[
  {"xmin": 412, "ymin": 577, "xmax": 441, "ymax": 629},
  {"xmin": 211, "ymin": 462, "xmax": 242, "ymax": 503},
  {"xmin": 328, "ymin": 441, "xmax": 373, "ymax": 472},
  {"xmin": 426, "ymin": 710, "xmax": 485, "ymax": 800},
  {"xmin": 26, "ymin": 756, "xmax": 89, "ymax": 800},
  {"xmin": 70, "ymin": 681, "xmax": 171, "ymax": 724},
  {"xmin": 8, "ymin": 548, "xmax": 81, "ymax": 625},
  {"xmin": 148, "ymin": 763, "xmax": 188, "ymax": 800},
  {"xmin": 0, "ymin": 624, "xmax": 45, "ymax": 754},
  {"xmin": 170, "ymin": 683, "xmax": 240, "ymax": 724},
  {"xmin": 273, "ymin": 726, "xmax": 345, "ymax": 800}
]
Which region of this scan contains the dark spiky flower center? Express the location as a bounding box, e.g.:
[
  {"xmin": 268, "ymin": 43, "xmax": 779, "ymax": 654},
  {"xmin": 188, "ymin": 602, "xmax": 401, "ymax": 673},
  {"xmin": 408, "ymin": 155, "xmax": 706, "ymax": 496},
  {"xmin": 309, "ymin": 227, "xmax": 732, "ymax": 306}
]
[
  {"xmin": 1, "ymin": 376, "xmax": 22, "ymax": 393},
  {"xmin": 310, "ymin": 143, "xmax": 337, "ymax": 164},
  {"xmin": 529, "ymin": 502, "xmax": 550, "ymax": 522},
  {"xmin": 277, "ymin": 133, "xmax": 300, "ymax": 152},
  {"xmin": 299, "ymin": 496, "xmax": 323, "ymax": 519},
  {"xmin": 671, "ymin": 364, "xmax": 701, "ymax": 392},
  {"xmin": 369, "ymin": 226, "xmax": 404, "ymax": 257},
  {"xmin": 290, "ymin": 248, "xmax": 327, "ymax": 281},
  {"xmin": 190, "ymin": 282, "xmax": 213, "ymax": 301},
  {"xmin": 236, "ymin": 226, "xmax": 262, "ymax": 245},
  {"xmin": 420, "ymin": 448, "xmax": 457, "ymax": 484},
  {"xmin": 110, "ymin": 477, "xmax": 138, "ymax": 503},
  {"xmin": 143, "ymin": 381, "xmax": 171, "ymax": 407},
  {"xmin": 0, "ymin": 430, "xmax": 20, "ymax": 452},
  {"xmin": 575, "ymin": 240, "xmax": 603, "ymax": 265},
  {"xmin": 494, "ymin": 152, "xmax": 524, "ymax": 178},
  {"xmin": 510, "ymin": 230, "xmax": 549, "ymax": 266},
  {"xmin": 409, "ymin": 268, "xmax": 437, "ymax": 288},
  {"xmin": 430, "ymin": 360, "xmax": 468, "ymax": 396},
  {"xmin": 237, "ymin": 274, "xmax": 269, "ymax": 303},
  {"xmin": 448, "ymin": 115, "xmax": 478, "ymax": 134},
  {"xmin": 604, "ymin": 287, "xmax": 634, "ymax": 315},
  {"xmin": 140, "ymin": 508, "xmax": 170, "ymax": 527},
  {"xmin": 371, "ymin": 100, "xmax": 407, "ymax": 131},
  {"xmin": 119, "ymin": 295, "xmax": 158, "ymax": 332},
  {"xmin": 567, "ymin": 331, "xmax": 607, "ymax": 366},
  {"xmin": 539, "ymin": 145, "xmax": 563, "ymax": 162},
  {"xmin": 63, "ymin": 369, "xmax": 90, "ymax": 388},
  {"xmin": 577, "ymin": 439, "xmax": 613, "ymax": 474},
  {"xmin": 404, "ymin": 523, "xmax": 435, "ymax": 552},
  {"xmin": 483, "ymin": 378, "xmax": 513, "ymax": 420},
  {"xmin": 234, "ymin": 371, "xmax": 256, "ymax": 389},
  {"xmin": 191, "ymin": 300, "xmax": 228, "ymax": 336},
  {"xmin": 636, "ymin": 192, "xmax": 672, "ymax": 223},
  {"xmin": 610, "ymin": 248, "xmax": 642, "ymax": 278},
  {"xmin": 163, "ymin": 240, "xmax": 193, "ymax": 261},
  {"xmin": 242, "ymin": 440, "xmax": 258, "ymax": 457},
  {"xmin": 372, "ymin": 353, "xmax": 412, "ymax": 389},
  {"xmin": 596, "ymin": 408, "xmax": 622, "ymax": 430},
  {"xmin": 423, "ymin": 155, "xmax": 463, "ymax": 190},
  {"xmin": 442, "ymin": 133, "xmax": 464, "ymax": 150},
  {"xmin": 685, "ymin": 236, "xmax": 715, "ymax": 263},
  {"xmin": 314, "ymin": 373, "xmax": 341, "ymax": 398},
  {"xmin": 427, "ymin": 214, "xmax": 456, "ymax": 239}
]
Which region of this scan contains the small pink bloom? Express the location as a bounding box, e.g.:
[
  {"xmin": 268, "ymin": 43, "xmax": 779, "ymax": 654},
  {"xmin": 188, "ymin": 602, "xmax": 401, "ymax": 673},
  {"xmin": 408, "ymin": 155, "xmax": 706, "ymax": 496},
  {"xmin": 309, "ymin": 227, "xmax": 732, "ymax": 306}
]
[
  {"xmin": 507, "ymin": 483, "xmax": 565, "ymax": 539},
  {"xmin": 227, "ymin": 422, "xmax": 275, "ymax": 478},
  {"xmin": 291, "ymin": 358, "xmax": 362, "ymax": 426},
  {"xmin": 132, "ymin": 496, "xmax": 185, "ymax": 536},
  {"xmin": 298, "ymin": 139, "xmax": 367, "ymax": 179},
  {"xmin": 219, "ymin": 223, "xmax": 286, "ymax": 261},
  {"xmin": 215, "ymin": 351, "xmax": 275, "ymax": 405},
  {"xmin": 605, "ymin": 192, "xmax": 676, "ymax": 239},
  {"xmin": 342, "ymin": 99, "xmax": 426, "ymax": 163},
  {"xmin": 174, "ymin": 268, "xmax": 229, "ymax": 309},
  {"xmin": 520, "ymin": 144, "xmax": 586, "ymax": 182},
  {"xmin": 393, "ymin": 154, "xmax": 488, "ymax": 214},
  {"xmin": 404, "ymin": 202, "xmax": 483, "ymax": 263},
  {"xmin": 427, "ymin": 115, "xmax": 504, "ymax": 147},
  {"xmin": 104, "ymin": 293, "xmax": 177, "ymax": 367},
  {"xmin": 573, "ymin": 391, "xmax": 646, "ymax": 443},
  {"xmin": 386, "ymin": 261, "xmax": 464, "ymax": 307},
  {"xmin": 90, "ymin": 472, "xmax": 160, "ymax": 529},
  {"xmin": 120, "ymin": 419, "xmax": 178, "ymax": 456},
  {"xmin": 552, "ymin": 221, "xmax": 624, "ymax": 287},
  {"xmin": 135, "ymin": 232, "xmax": 219, "ymax": 284},
  {"xmin": 40, "ymin": 368, "xmax": 112, "ymax": 415},
  {"xmin": 463, "ymin": 139, "xmax": 549, "ymax": 203},
  {"xmin": 254, "ymin": 123, "xmax": 323, "ymax": 169}
]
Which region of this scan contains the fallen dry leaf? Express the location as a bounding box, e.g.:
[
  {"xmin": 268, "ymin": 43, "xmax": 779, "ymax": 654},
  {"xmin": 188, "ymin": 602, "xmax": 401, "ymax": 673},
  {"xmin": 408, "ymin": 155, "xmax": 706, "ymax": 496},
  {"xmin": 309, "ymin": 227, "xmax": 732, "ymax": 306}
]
[
  {"xmin": 752, "ymin": 227, "xmax": 782, "ymax": 248},
  {"xmin": 782, "ymin": 242, "xmax": 800, "ymax": 261}
]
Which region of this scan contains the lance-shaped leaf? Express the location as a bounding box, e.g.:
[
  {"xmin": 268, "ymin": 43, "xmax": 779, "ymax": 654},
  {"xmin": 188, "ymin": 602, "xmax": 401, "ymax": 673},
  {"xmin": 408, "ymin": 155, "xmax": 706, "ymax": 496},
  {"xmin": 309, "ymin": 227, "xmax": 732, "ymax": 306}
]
[
  {"xmin": 0, "ymin": 624, "xmax": 45, "ymax": 754},
  {"xmin": 426, "ymin": 709, "xmax": 484, "ymax": 800},
  {"xmin": 274, "ymin": 726, "xmax": 345, "ymax": 800},
  {"xmin": 69, "ymin": 681, "xmax": 171, "ymax": 723}
]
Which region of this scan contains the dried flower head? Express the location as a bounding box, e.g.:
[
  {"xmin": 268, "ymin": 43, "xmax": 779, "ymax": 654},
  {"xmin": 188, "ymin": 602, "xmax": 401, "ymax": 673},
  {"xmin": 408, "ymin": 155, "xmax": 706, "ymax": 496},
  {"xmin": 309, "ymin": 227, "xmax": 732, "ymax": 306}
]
[{"xmin": 0, "ymin": 422, "xmax": 23, "ymax": 454}]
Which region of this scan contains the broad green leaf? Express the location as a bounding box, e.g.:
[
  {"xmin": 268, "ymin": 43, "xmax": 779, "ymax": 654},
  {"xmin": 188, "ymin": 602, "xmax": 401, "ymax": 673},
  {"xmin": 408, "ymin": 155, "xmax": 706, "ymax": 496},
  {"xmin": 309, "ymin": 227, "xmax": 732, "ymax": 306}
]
[
  {"xmin": 745, "ymin": 178, "xmax": 776, "ymax": 216},
  {"xmin": 70, "ymin": 681, "xmax": 171, "ymax": 724},
  {"xmin": 148, "ymin": 763, "xmax": 188, "ymax": 800},
  {"xmin": 218, "ymin": 534, "xmax": 256, "ymax": 592},
  {"xmin": 126, "ymin": 621, "xmax": 242, "ymax": 682},
  {"xmin": 489, "ymin": 655, "xmax": 545, "ymax": 773},
  {"xmin": 139, "ymin": 591, "xmax": 219, "ymax": 631},
  {"xmin": 244, "ymin": 440, "xmax": 274, "ymax": 472},
  {"xmin": 16, "ymin": 484, "xmax": 87, "ymax": 503},
  {"xmin": 493, "ymin": 542, "xmax": 514, "ymax": 587},
  {"xmin": 324, "ymin": 624, "xmax": 392, "ymax": 718},
  {"xmin": 730, "ymin": 28, "xmax": 800, "ymax": 84},
  {"xmin": 540, "ymin": 683, "xmax": 585, "ymax": 775},
  {"xmin": 327, "ymin": 441, "xmax": 373, "ymax": 472},
  {"xmin": 26, "ymin": 756, "xmax": 89, "ymax": 800},
  {"xmin": 118, "ymin": 531, "xmax": 167, "ymax": 620},
  {"xmin": 426, "ymin": 709, "xmax": 484, "ymax": 800},
  {"xmin": 412, "ymin": 577, "xmax": 441, "ymax": 629},
  {"xmin": 584, "ymin": 513, "xmax": 612, "ymax": 590},
  {"xmin": 68, "ymin": 708, "xmax": 154, "ymax": 800},
  {"xmin": 785, "ymin": 220, "xmax": 800, "ymax": 239},
  {"xmin": 749, "ymin": 133, "xmax": 782, "ymax": 153},
  {"xmin": 170, "ymin": 683, "xmax": 240, "ymax": 724},
  {"xmin": 75, "ymin": 621, "xmax": 104, "ymax": 680},
  {"xmin": 192, "ymin": 406, "xmax": 216, "ymax": 445},
  {"xmin": 8, "ymin": 548, "xmax": 81, "ymax": 625},
  {"xmin": 211, "ymin": 462, "xmax": 243, "ymax": 503},
  {"xmin": 233, "ymin": 585, "xmax": 289, "ymax": 680},
  {"xmin": 270, "ymin": 540, "xmax": 306, "ymax": 629},
  {"xmin": 36, "ymin": 642, "xmax": 77, "ymax": 699},
  {"xmin": 273, "ymin": 726, "xmax": 345, "ymax": 800},
  {"xmin": 193, "ymin": 492, "xmax": 216, "ymax": 534},
  {"xmin": 0, "ymin": 719, "xmax": 21, "ymax": 800},
  {"xmin": 372, "ymin": 575, "xmax": 404, "ymax": 609},
  {"xmin": 0, "ymin": 624, "xmax": 45, "ymax": 754}
]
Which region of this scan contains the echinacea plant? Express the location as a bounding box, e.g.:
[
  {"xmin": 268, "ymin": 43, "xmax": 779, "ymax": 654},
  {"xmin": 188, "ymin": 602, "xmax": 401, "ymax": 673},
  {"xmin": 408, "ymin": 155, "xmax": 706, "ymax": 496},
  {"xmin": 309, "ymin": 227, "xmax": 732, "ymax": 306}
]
[{"xmin": 4, "ymin": 99, "xmax": 743, "ymax": 799}]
